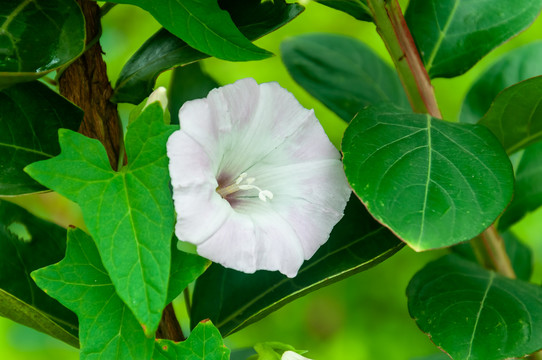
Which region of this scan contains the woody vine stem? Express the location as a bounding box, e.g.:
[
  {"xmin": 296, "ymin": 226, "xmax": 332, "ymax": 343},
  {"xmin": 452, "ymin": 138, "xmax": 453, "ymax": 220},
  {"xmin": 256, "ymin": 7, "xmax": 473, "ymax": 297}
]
[{"xmin": 366, "ymin": 0, "xmax": 516, "ymax": 279}]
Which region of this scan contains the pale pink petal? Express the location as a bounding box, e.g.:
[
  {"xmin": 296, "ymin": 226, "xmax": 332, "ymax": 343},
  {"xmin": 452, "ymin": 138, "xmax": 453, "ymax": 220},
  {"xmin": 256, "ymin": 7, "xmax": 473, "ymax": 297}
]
[{"xmin": 282, "ymin": 351, "xmax": 312, "ymax": 360}]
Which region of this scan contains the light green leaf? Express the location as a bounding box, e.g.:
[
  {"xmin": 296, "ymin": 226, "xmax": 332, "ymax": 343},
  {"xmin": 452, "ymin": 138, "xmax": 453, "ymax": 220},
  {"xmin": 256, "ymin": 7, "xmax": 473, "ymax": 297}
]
[
  {"xmin": 0, "ymin": 200, "xmax": 78, "ymax": 348},
  {"xmin": 104, "ymin": 0, "xmax": 271, "ymax": 62},
  {"xmin": 112, "ymin": 0, "xmax": 303, "ymax": 104},
  {"xmin": 281, "ymin": 33, "xmax": 409, "ymax": 122},
  {"xmin": 0, "ymin": 81, "xmax": 82, "ymax": 195},
  {"xmin": 154, "ymin": 321, "xmax": 230, "ymax": 360},
  {"xmin": 32, "ymin": 228, "xmax": 154, "ymax": 360},
  {"xmin": 407, "ymin": 254, "xmax": 542, "ymax": 360},
  {"xmin": 25, "ymin": 104, "xmax": 176, "ymax": 334},
  {"xmin": 0, "ymin": 0, "xmax": 85, "ymax": 88},
  {"xmin": 478, "ymin": 76, "xmax": 542, "ymax": 154},
  {"xmin": 314, "ymin": 0, "xmax": 371, "ymax": 21},
  {"xmin": 460, "ymin": 42, "xmax": 542, "ymax": 124},
  {"xmin": 405, "ymin": 0, "xmax": 542, "ymax": 78},
  {"xmin": 342, "ymin": 104, "xmax": 514, "ymax": 250},
  {"xmin": 191, "ymin": 196, "xmax": 403, "ymax": 336},
  {"xmin": 499, "ymin": 141, "xmax": 542, "ymax": 230}
]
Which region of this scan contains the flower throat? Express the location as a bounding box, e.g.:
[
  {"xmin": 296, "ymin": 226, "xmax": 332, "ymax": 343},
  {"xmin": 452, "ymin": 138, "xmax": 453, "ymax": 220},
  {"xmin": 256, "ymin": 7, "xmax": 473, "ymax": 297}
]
[{"xmin": 217, "ymin": 172, "xmax": 273, "ymax": 202}]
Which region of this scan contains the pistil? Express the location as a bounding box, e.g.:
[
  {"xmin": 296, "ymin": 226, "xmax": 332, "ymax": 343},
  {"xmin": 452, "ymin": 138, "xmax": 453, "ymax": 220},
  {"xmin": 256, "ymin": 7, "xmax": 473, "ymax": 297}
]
[{"xmin": 217, "ymin": 173, "xmax": 273, "ymax": 202}]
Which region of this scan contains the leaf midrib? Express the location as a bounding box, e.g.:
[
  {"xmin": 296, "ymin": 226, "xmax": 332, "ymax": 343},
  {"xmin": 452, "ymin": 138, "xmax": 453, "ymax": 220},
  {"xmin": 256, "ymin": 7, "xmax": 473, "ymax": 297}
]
[
  {"xmin": 466, "ymin": 271, "xmax": 495, "ymax": 359},
  {"xmin": 425, "ymin": 0, "xmax": 460, "ymax": 71}
]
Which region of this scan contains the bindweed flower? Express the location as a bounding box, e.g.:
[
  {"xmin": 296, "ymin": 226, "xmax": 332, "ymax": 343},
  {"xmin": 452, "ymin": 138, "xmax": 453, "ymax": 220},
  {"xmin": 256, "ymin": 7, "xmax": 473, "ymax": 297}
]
[
  {"xmin": 166, "ymin": 78, "xmax": 351, "ymax": 278},
  {"xmin": 281, "ymin": 351, "xmax": 312, "ymax": 360}
]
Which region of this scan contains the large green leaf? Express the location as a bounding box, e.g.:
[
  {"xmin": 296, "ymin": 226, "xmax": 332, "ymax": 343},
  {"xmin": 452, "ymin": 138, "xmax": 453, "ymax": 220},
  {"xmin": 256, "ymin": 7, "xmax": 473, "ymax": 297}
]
[
  {"xmin": 0, "ymin": 0, "xmax": 85, "ymax": 88},
  {"xmin": 104, "ymin": 0, "xmax": 273, "ymax": 64},
  {"xmin": 113, "ymin": 0, "xmax": 303, "ymax": 104},
  {"xmin": 460, "ymin": 42, "xmax": 542, "ymax": 124},
  {"xmin": 407, "ymin": 254, "xmax": 542, "ymax": 360},
  {"xmin": 478, "ymin": 76, "xmax": 542, "ymax": 154},
  {"xmin": 451, "ymin": 231, "xmax": 533, "ymax": 281},
  {"xmin": 154, "ymin": 321, "xmax": 230, "ymax": 360},
  {"xmin": 190, "ymin": 196, "xmax": 403, "ymax": 337},
  {"xmin": 281, "ymin": 33, "xmax": 409, "ymax": 122},
  {"xmin": 405, "ymin": 0, "xmax": 542, "ymax": 78},
  {"xmin": 32, "ymin": 228, "xmax": 154, "ymax": 360},
  {"xmin": 342, "ymin": 104, "xmax": 514, "ymax": 251},
  {"xmin": 25, "ymin": 104, "xmax": 176, "ymax": 334},
  {"xmin": 0, "ymin": 81, "xmax": 82, "ymax": 195},
  {"xmin": 0, "ymin": 200, "xmax": 78, "ymax": 348},
  {"xmin": 314, "ymin": 0, "xmax": 371, "ymax": 21},
  {"xmin": 168, "ymin": 63, "xmax": 219, "ymax": 125},
  {"xmin": 499, "ymin": 141, "xmax": 542, "ymax": 230}
]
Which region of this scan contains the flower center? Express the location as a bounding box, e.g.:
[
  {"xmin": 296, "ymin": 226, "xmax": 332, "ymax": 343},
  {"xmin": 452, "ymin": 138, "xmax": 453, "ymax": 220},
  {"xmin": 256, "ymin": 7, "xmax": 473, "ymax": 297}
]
[{"xmin": 216, "ymin": 172, "xmax": 273, "ymax": 202}]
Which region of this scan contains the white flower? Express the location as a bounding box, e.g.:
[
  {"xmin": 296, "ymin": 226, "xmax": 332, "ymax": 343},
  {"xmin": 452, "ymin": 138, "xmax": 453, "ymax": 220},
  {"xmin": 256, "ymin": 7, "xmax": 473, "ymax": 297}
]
[
  {"xmin": 166, "ymin": 78, "xmax": 351, "ymax": 278},
  {"xmin": 282, "ymin": 351, "xmax": 312, "ymax": 360}
]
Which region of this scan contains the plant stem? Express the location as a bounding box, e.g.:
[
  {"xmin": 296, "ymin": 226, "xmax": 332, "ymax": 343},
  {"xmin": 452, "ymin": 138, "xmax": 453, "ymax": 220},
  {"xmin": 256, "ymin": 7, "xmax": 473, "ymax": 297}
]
[
  {"xmin": 366, "ymin": 0, "xmax": 517, "ymax": 279},
  {"xmin": 366, "ymin": 0, "xmax": 441, "ymax": 118},
  {"xmin": 183, "ymin": 287, "xmax": 192, "ymax": 316},
  {"xmin": 156, "ymin": 303, "xmax": 185, "ymax": 341}
]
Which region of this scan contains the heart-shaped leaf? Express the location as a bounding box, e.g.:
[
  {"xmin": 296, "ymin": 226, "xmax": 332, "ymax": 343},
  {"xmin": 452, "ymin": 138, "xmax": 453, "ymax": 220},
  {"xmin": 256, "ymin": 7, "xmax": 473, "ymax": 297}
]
[
  {"xmin": 0, "ymin": 200, "xmax": 78, "ymax": 348},
  {"xmin": 314, "ymin": 0, "xmax": 371, "ymax": 21},
  {"xmin": 0, "ymin": 81, "xmax": 82, "ymax": 195},
  {"xmin": 26, "ymin": 104, "xmax": 176, "ymax": 334},
  {"xmin": 342, "ymin": 104, "xmax": 514, "ymax": 250},
  {"xmin": 191, "ymin": 196, "xmax": 403, "ymax": 336},
  {"xmin": 154, "ymin": 321, "xmax": 230, "ymax": 360},
  {"xmin": 460, "ymin": 42, "xmax": 542, "ymax": 124},
  {"xmin": 113, "ymin": 0, "xmax": 303, "ymax": 104},
  {"xmin": 281, "ymin": 33, "xmax": 409, "ymax": 122},
  {"xmin": 499, "ymin": 141, "xmax": 542, "ymax": 230},
  {"xmin": 478, "ymin": 76, "xmax": 542, "ymax": 154},
  {"xmin": 405, "ymin": 0, "xmax": 542, "ymax": 78},
  {"xmin": 407, "ymin": 254, "xmax": 542, "ymax": 360},
  {"xmin": 0, "ymin": 0, "xmax": 85, "ymax": 88}
]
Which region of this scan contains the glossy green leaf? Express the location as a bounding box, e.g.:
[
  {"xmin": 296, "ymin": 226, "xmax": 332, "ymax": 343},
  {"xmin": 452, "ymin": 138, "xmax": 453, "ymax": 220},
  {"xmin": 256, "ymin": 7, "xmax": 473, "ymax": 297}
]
[
  {"xmin": 281, "ymin": 33, "xmax": 409, "ymax": 122},
  {"xmin": 405, "ymin": 0, "xmax": 542, "ymax": 78},
  {"xmin": 342, "ymin": 104, "xmax": 514, "ymax": 251},
  {"xmin": 154, "ymin": 321, "xmax": 230, "ymax": 360},
  {"xmin": 314, "ymin": 0, "xmax": 371, "ymax": 21},
  {"xmin": 113, "ymin": 0, "xmax": 303, "ymax": 104},
  {"xmin": 478, "ymin": 76, "xmax": 542, "ymax": 154},
  {"xmin": 407, "ymin": 254, "xmax": 542, "ymax": 360},
  {"xmin": 0, "ymin": 81, "xmax": 82, "ymax": 195},
  {"xmin": 460, "ymin": 42, "xmax": 542, "ymax": 124},
  {"xmin": 411, "ymin": 354, "xmax": 451, "ymax": 360},
  {"xmin": 499, "ymin": 141, "xmax": 542, "ymax": 230},
  {"xmin": 25, "ymin": 104, "xmax": 176, "ymax": 334},
  {"xmin": 0, "ymin": 200, "xmax": 78, "ymax": 348},
  {"xmin": 105, "ymin": 0, "xmax": 273, "ymax": 64},
  {"xmin": 32, "ymin": 228, "xmax": 154, "ymax": 360},
  {"xmin": 0, "ymin": 0, "xmax": 85, "ymax": 88},
  {"xmin": 191, "ymin": 196, "xmax": 403, "ymax": 337},
  {"xmin": 452, "ymin": 231, "xmax": 533, "ymax": 281},
  {"xmin": 168, "ymin": 63, "xmax": 219, "ymax": 125}
]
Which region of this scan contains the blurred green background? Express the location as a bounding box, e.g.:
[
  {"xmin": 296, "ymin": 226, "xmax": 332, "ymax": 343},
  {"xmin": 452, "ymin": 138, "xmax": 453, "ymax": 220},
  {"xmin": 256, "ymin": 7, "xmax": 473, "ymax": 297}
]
[{"xmin": 2, "ymin": 1, "xmax": 541, "ymax": 359}]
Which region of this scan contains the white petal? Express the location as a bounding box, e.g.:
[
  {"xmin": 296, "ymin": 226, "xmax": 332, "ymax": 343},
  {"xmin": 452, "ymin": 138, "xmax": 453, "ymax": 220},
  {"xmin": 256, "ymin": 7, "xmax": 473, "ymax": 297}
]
[
  {"xmin": 145, "ymin": 86, "xmax": 168, "ymax": 112},
  {"xmin": 282, "ymin": 351, "xmax": 312, "ymax": 360}
]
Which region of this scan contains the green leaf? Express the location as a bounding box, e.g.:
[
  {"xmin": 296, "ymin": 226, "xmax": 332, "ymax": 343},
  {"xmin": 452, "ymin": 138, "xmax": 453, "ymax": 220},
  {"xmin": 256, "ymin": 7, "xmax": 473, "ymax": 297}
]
[
  {"xmin": 0, "ymin": 200, "xmax": 78, "ymax": 348},
  {"xmin": 168, "ymin": 63, "xmax": 219, "ymax": 125},
  {"xmin": 25, "ymin": 104, "xmax": 176, "ymax": 334},
  {"xmin": 314, "ymin": 0, "xmax": 371, "ymax": 21},
  {"xmin": 460, "ymin": 42, "xmax": 542, "ymax": 124},
  {"xmin": 451, "ymin": 231, "xmax": 533, "ymax": 281},
  {"xmin": 407, "ymin": 254, "xmax": 542, "ymax": 360},
  {"xmin": 499, "ymin": 141, "xmax": 542, "ymax": 230},
  {"xmin": 478, "ymin": 76, "xmax": 542, "ymax": 154},
  {"xmin": 405, "ymin": 0, "xmax": 542, "ymax": 78},
  {"xmin": 190, "ymin": 196, "xmax": 403, "ymax": 337},
  {"xmin": 281, "ymin": 33, "xmax": 409, "ymax": 122},
  {"xmin": 105, "ymin": 0, "xmax": 272, "ymax": 64},
  {"xmin": 154, "ymin": 321, "xmax": 230, "ymax": 360},
  {"xmin": 0, "ymin": 0, "xmax": 85, "ymax": 89},
  {"xmin": 113, "ymin": 0, "xmax": 303, "ymax": 104},
  {"xmin": 0, "ymin": 81, "xmax": 83, "ymax": 195},
  {"xmin": 411, "ymin": 354, "xmax": 451, "ymax": 360},
  {"xmin": 342, "ymin": 104, "xmax": 514, "ymax": 251},
  {"xmin": 32, "ymin": 228, "xmax": 154, "ymax": 360}
]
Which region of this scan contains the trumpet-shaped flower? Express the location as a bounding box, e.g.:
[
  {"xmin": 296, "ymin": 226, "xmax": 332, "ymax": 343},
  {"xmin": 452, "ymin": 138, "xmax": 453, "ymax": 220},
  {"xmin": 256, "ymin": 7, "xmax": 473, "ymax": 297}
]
[
  {"xmin": 166, "ymin": 78, "xmax": 351, "ymax": 278},
  {"xmin": 281, "ymin": 351, "xmax": 312, "ymax": 360}
]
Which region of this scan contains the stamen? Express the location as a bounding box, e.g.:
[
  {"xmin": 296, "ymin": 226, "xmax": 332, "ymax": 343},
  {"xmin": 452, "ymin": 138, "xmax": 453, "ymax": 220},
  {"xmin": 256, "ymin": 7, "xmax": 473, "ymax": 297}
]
[{"xmin": 217, "ymin": 173, "xmax": 273, "ymax": 202}]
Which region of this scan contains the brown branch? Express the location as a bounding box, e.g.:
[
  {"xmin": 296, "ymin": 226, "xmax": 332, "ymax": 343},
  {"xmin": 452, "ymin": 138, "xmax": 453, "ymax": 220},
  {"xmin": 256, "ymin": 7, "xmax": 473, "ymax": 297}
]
[
  {"xmin": 58, "ymin": 0, "xmax": 121, "ymax": 170},
  {"xmin": 156, "ymin": 303, "xmax": 185, "ymax": 341}
]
